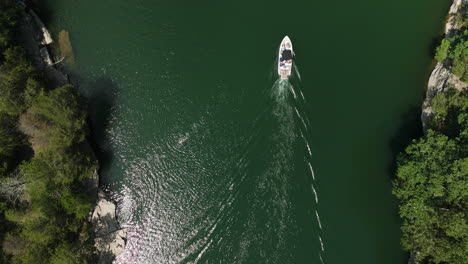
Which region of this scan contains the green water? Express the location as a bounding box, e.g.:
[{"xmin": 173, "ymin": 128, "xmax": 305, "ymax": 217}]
[{"xmin": 42, "ymin": 0, "xmax": 450, "ymax": 263}]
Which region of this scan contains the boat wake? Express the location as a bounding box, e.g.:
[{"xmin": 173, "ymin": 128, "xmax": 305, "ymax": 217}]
[
  {"xmin": 272, "ymin": 69, "xmax": 327, "ymax": 262},
  {"xmin": 110, "ymin": 50, "xmax": 326, "ymax": 264}
]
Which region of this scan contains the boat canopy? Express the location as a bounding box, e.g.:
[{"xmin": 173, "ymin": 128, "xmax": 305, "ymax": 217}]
[{"xmin": 281, "ymin": 49, "xmax": 293, "ymax": 60}]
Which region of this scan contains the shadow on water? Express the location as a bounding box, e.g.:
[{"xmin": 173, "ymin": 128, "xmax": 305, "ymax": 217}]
[
  {"xmin": 86, "ymin": 77, "xmax": 118, "ymax": 185},
  {"xmin": 33, "ymin": 1, "xmax": 55, "ymax": 25},
  {"xmin": 388, "ymin": 106, "xmax": 423, "ymax": 178},
  {"xmin": 386, "ymin": 106, "xmax": 423, "ymax": 263}
]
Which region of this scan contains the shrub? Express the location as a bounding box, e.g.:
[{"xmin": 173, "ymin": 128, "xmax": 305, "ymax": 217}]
[{"xmin": 434, "ymin": 30, "xmax": 468, "ymax": 81}]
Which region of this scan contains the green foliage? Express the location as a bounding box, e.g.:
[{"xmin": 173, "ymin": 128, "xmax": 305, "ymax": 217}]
[
  {"xmin": 50, "ymin": 243, "xmax": 86, "ymax": 264},
  {"xmin": 3, "ymin": 153, "xmax": 95, "ymax": 263},
  {"xmin": 0, "ymin": 4, "xmax": 96, "ymax": 262},
  {"xmin": 0, "ymin": 0, "xmax": 18, "ymax": 52},
  {"xmin": 456, "ymin": 3, "xmax": 468, "ymax": 29},
  {"xmin": 29, "ymin": 85, "xmax": 87, "ymax": 149},
  {"xmin": 0, "ymin": 114, "xmax": 19, "ymax": 173},
  {"xmin": 430, "ymin": 88, "xmax": 468, "ymax": 137},
  {"xmin": 394, "ymin": 90, "xmax": 468, "ymax": 263},
  {"xmin": 60, "ymin": 192, "xmax": 93, "ymax": 220},
  {"xmin": 24, "ymin": 78, "xmax": 42, "ymax": 106},
  {"xmin": 0, "ymin": 47, "xmax": 37, "ymax": 115},
  {"xmin": 434, "ymin": 30, "xmax": 468, "ymax": 81},
  {"xmin": 435, "ymin": 38, "xmax": 451, "ymax": 62},
  {"xmin": 451, "ymin": 36, "xmax": 468, "ymax": 81},
  {"xmin": 0, "ymin": 201, "xmax": 11, "ymax": 264},
  {"xmin": 5, "ymin": 147, "xmax": 96, "ymax": 263},
  {"xmin": 394, "ymin": 131, "xmax": 467, "ymax": 263}
]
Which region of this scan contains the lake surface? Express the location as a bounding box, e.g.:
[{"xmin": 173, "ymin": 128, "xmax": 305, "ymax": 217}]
[{"xmin": 42, "ymin": 0, "xmax": 449, "ymax": 263}]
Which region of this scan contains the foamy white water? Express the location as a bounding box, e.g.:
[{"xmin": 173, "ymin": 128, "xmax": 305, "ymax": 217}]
[
  {"xmin": 315, "ymin": 210, "xmax": 322, "ymax": 230},
  {"xmin": 308, "ymin": 162, "xmax": 315, "ymax": 181},
  {"xmin": 319, "ymin": 236, "xmax": 325, "ymax": 251},
  {"xmin": 311, "ymin": 184, "xmax": 319, "ymax": 204}
]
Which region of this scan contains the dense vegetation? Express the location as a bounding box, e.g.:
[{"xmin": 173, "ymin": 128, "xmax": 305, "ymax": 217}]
[
  {"xmin": 435, "ymin": 29, "xmax": 468, "ymax": 81},
  {"xmin": 435, "ymin": 3, "xmax": 468, "ymax": 82},
  {"xmin": 393, "ymin": 7, "xmax": 468, "ymax": 264},
  {"xmin": 393, "ymin": 89, "xmax": 467, "ymax": 263},
  {"xmin": 0, "ymin": 1, "xmax": 96, "ymax": 263}
]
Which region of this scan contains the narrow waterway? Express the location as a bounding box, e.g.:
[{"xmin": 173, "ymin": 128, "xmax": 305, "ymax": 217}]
[{"xmin": 42, "ymin": 0, "xmax": 450, "ymax": 263}]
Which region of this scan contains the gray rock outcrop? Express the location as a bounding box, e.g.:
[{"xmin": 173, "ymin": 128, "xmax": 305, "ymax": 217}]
[
  {"xmin": 421, "ymin": 63, "xmax": 452, "ymax": 130},
  {"xmin": 413, "ymin": 0, "xmax": 467, "ymax": 263},
  {"xmin": 16, "ymin": 2, "xmax": 68, "ymax": 87},
  {"xmin": 421, "ymin": 0, "xmax": 467, "ymax": 133},
  {"xmin": 28, "ymin": 9, "xmax": 54, "ymax": 45},
  {"xmin": 92, "ymin": 190, "xmax": 127, "ymax": 264}
]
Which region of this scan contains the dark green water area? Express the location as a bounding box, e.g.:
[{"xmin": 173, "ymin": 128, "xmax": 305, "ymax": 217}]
[{"xmin": 41, "ymin": 0, "xmax": 450, "ymax": 263}]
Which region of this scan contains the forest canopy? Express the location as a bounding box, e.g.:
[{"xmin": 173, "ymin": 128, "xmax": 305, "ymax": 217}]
[
  {"xmin": 0, "ymin": 1, "xmax": 97, "ymax": 263},
  {"xmin": 394, "ymin": 79, "xmax": 468, "ymax": 264},
  {"xmin": 394, "ymin": 6, "xmax": 468, "ymax": 264}
]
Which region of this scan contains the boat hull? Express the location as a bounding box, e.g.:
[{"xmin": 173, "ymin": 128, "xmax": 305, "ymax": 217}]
[{"xmin": 278, "ymin": 36, "xmax": 293, "ymax": 80}]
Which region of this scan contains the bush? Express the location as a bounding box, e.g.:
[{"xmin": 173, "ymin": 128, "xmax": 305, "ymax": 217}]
[
  {"xmin": 434, "ymin": 30, "xmax": 468, "ymax": 81},
  {"xmin": 451, "ymin": 37, "xmax": 468, "ymax": 81},
  {"xmin": 435, "ymin": 38, "xmax": 451, "ymax": 62}
]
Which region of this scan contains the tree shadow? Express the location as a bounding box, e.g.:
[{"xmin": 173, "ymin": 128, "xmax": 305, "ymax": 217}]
[
  {"xmin": 30, "ymin": 0, "xmax": 55, "ymax": 26},
  {"xmin": 388, "ymin": 106, "xmax": 423, "ymax": 178},
  {"xmin": 85, "ymin": 77, "xmax": 118, "ymax": 186}
]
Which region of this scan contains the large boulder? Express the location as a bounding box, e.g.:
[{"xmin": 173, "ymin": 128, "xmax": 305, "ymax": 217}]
[
  {"xmin": 426, "ymin": 62, "xmax": 451, "ymax": 101},
  {"xmin": 16, "ymin": 5, "xmax": 68, "ymax": 87},
  {"xmin": 446, "ymin": 0, "xmax": 467, "ymax": 37},
  {"xmin": 421, "ymin": 63, "xmax": 452, "ymax": 132},
  {"xmin": 92, "ymin": 190, "xmax": 127, "ymax": 264}
]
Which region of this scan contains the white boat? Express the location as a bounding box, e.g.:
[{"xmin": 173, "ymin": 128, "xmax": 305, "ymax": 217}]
[{"xmin": 278, "ymin": 36, "xmax": 293, "ymax": 80}]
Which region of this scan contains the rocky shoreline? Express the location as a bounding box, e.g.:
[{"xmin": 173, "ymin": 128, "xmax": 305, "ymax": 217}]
[
  {"xmin": 421, "ymin": 0, "xmax": 468, "ymax": 132},
  {"xmin": 92, "ymin": 190, "xmax": 127, "ymax": 264},
  {"xmin": 412, "ymin": 0, "xmax": 467, "ymax": 263},
  {"xmin": 16, "ymin": 3, "xmax": 127, "ymax": 263}
]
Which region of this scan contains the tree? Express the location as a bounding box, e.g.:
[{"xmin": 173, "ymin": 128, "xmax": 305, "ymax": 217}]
[
  {"xmin": 50, "ymin": 243, "xmax": 86, "ymax": 264},
  {"xmin": 28, "ymin": 85, "xmax": 87, "ymax": 149},
  {"xmin": 430, "ymin": 88, "xmax": 468, "ymax": 137},
  {"xmin": 435, "ymin": 38, "xmax": 451, "ymax": 62},
  {"xmin": 393, "ymin": 130, "xmax": 467, "ymax": 263},
  {"xmin": 0, "ymin": 3, "xmax": 96, "ymax": 262},
  {"xmin": 0, "ymin": 0, "xmax": 17, "ymax": 52},
  {"xmin": 0, "ymin": 169, "xmax": 26, "ymax": 204},
  {"xmin": 0, "ymin": 47, "xmax": 37, "ymax": 115},
  {"xmin": 451, "ymin": 37, "xmax": 468, "ymax": 81},
  {"xmin": 434, "ymin": 30, "xmax": 468, "ymax": 81},
  {"xmin": 0, "ymin": 115, "xmax": 18, "ymax": 173}
]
